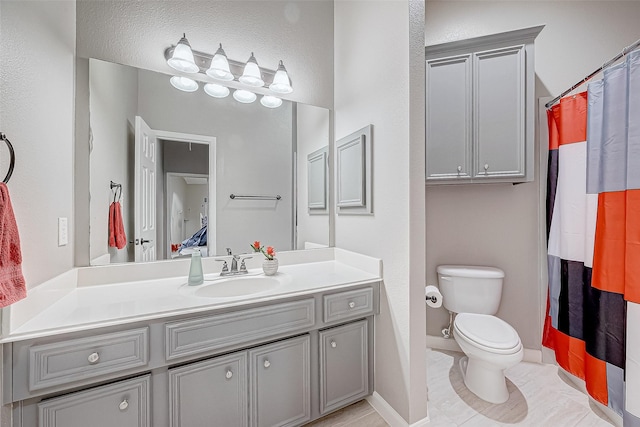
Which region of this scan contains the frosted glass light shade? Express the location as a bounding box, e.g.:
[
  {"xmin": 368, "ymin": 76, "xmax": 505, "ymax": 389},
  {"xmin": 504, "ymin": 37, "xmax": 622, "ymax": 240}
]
[
  {"xmin": 233, "ymin": 89, "xmax": 257, "ymax": 103},
  {"xmin": 206, "ymin": 43, "xmax": 234, "ymax": 81},
  {"xmin": 170, "ymin": 76, "xmax": 199, "ymax": 92},
  {"xmin": 167, "ymin": 34, "xmax": 199, "ymax": 74},
  {"xmin": 239, "ymin": 53, "xmax": 264, "ymax": 87},
  {"xmin": 260, "ymin": 95, "xmax": 283, "ymax": 108},
  {"xmin": 269, "ymin": 61, "xmax": 293, "ymax": 94},
  {"xmin": 204, "ymin": 83, "xmax": 230, "ymax": 98}
]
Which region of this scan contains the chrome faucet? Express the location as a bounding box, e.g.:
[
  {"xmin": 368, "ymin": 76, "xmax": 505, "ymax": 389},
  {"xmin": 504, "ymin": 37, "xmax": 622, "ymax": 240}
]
[{"xmin": 216, "ymin": 248, "xmax": 252, "ymax": 276}]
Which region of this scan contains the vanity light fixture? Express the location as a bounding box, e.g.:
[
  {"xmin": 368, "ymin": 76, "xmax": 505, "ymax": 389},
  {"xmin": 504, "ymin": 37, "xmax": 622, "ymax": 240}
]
[
  {"xmin": 170, "ymin": 75, "xmax": 199, "ymax": 92},
  {"xmin": 206, "ymin": 44, "xmax": 234, "ymax": 81},
  {"xmin": 233, "ymin": 89, "xmax": 257, "ymax": 103},
  {"xmin": 260, "ymin": 95, "xmax": 283, "ymax": 109},
  {"xmin": 167, "ymin": 34, "xmax": 199, "ymax": 74},
  {"xmin": 238, "ymin": 53, "xmax": 265, "ymax": 87},
  {"xmin": 269, "ymin": 61, "xmax": 293, "ymax": 94},
  {"xmin": 204, "ymin": 83, "xmax": 230, "ymax": 98}
]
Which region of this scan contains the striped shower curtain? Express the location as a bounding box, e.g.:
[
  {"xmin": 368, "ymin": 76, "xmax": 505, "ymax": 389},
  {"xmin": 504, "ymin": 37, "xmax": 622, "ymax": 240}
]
[{"xmin": 543, "ymin": 49, "xmax": 640, "ymax": 421}]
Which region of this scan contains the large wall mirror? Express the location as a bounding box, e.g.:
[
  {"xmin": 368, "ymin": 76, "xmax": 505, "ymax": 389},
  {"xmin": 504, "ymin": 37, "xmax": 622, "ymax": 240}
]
[{"xmin": 88, "ymin": 59, "xmax": 330, "ymax": 265}]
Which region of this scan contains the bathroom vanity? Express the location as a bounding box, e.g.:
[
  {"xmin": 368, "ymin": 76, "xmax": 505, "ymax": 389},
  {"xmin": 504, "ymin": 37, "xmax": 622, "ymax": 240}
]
[{"xmin": 1, "ymin": 249, "xmax": 381, "ymax": 426}]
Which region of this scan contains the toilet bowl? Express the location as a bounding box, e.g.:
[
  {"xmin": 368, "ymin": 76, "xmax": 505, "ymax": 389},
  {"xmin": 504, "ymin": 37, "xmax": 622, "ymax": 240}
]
[
  {"xmin": 436, "ymin": 265, "xmax": 523, "ymax": 404},
  {"xmin": 453, "ymin": 313, "xmax": 523, "ymax": 403}
]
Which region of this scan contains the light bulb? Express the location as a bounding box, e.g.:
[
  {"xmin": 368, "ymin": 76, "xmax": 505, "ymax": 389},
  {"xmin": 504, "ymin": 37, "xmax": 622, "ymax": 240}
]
[
  {"xmin": 269, "ymin": 60, "xmax": 293, "ymax": 94},
  {"xmin": 260, "ymin": 95, "xmax": 283, "ymax": 108},
  {"xmin": 206, "ymin": 43, "xmax": 234, "ymax": 81},
  {"xmin": 239, "ymin": 53, "xmax": 264, "ymax": 87},
  {"xmin": 167, "ymin": 34, "xmax": 199, "ymax": 74},
  {"xmin": 204, "ymin": 83, "xmax": 230, "ymax": 98},
  {"xmin": 233, "ymin": 89, "xmax": 257, "ymax": 103},
  {"xmin": 170, "ymin": 76, "xmax": 199, "ymax": 92}
]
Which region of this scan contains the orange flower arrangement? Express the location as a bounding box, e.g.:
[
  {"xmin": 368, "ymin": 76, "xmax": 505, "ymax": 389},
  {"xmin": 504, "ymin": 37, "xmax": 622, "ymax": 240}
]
[{"xmin": 249, "ymin": 241, "xmax": 276, "ymax": 260}]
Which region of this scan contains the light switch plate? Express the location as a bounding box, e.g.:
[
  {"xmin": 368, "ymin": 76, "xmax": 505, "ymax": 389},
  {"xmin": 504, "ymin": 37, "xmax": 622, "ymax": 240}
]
[{"xmin": 58, "ymin": 217, "xmax": 68, "ymax": 246}]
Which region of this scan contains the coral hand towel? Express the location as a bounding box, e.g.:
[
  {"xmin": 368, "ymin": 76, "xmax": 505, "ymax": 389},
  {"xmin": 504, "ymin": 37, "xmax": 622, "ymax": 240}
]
[
  {"xmin": 0, "ymin": 182, "xmax": 26, "ymax": 307},
  {"xmin": 108, "ymin": 201, "xmax": 127, "ymax": 250}
]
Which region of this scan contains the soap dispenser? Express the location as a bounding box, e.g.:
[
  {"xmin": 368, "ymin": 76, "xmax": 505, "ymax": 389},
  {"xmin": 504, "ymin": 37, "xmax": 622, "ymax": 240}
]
[{"xmin": 187, "ymin": 249, "xmax": 204, "ymax": 286}]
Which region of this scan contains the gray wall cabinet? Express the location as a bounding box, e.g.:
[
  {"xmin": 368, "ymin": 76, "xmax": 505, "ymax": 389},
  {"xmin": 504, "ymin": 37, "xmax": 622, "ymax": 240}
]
[
  {"xmin": 4, "ymin": 283, "xmax": 379, "ymax": 427},
  {"xmin": 425, "ymin": 26, "xmax": 543, "ymax": 184}
]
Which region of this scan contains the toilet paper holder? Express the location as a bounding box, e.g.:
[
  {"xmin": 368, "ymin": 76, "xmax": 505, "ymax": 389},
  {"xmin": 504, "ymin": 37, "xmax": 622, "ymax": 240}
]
[{"xmin": 426, "ymin": 295, "xmax": 438, "ymax": 303}]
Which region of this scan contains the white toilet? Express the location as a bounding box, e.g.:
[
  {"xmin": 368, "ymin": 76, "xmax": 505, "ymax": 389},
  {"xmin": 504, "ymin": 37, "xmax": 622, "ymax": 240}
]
[{"xmin": 437, "ymin": 265, "xmax": 523, "ymax": 404}]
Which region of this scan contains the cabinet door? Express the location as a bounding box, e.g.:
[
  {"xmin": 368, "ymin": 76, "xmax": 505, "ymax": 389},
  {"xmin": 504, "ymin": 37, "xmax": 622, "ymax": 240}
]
[
  {"xmin": 38, "ymin": 375, "xmax": 150, "ymax": 427},
  {"xmin": 168, "ymin": 352, "xmax": 247, "ymax": 427},
  {"xmin": 249, "ymin": 335, "xmax": 310, "ymax": 427},
  {"xmin": 426, "ymin": 54, "xmax": 472, "ymax": 180},
  {"xmin": 319, "ymin": 320, "xmax": 368, "ymax": 414},
  {"xmin": 473, "ymin": 45, "xmax": 525, "ymax": 178}
]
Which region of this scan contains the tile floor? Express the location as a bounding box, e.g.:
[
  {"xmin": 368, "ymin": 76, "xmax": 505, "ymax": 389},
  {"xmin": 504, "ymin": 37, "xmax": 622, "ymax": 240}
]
[{"xmin": 306, "ymin": 349, "xmax": 616, "ymax": 426}]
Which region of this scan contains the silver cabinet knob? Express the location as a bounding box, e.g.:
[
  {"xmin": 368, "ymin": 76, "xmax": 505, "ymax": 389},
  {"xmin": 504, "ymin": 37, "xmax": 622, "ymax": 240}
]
[
  {"xmin": 264, "ymin": 359, "xmax": 271, "ymax": 369},
  {"xmin": 119, "ymin": 399, "xmax": 129, "ymax": 411},
  {"xmin": 457, "ymin": 165, "xmax": 462, "ymax": 172},
  {"xmin": 330, "ymin": 341, "xmax": 337, "ymax": 348},
  {"xmin": 87, "ymin": 352, "xmax": 100, "ymax": 364},
  {"xmin": 484, "ymin": 164, "xmax": 489, "ymax": 171},
  {"xmin": 348, "ymin": 301, "xmax": 356, "ymax": 309},
  {"xmin": 225, "ymin": 370, "xmax": 233, "ymax": 380}
]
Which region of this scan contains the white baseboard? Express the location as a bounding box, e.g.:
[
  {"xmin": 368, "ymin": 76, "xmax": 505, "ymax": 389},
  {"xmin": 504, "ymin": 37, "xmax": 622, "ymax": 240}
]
[
  {"xmin": 366, "ymin": 392, "xmax": 430, "ymax": 427},
  {"xmin": 426, "ymin": 335, "xmax": 542, "ymax": 363}
]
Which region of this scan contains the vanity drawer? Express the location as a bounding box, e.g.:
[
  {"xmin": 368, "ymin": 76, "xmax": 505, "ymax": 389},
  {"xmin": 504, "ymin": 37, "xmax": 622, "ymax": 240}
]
[
  {"xmin": 38, "ymin": 374, "xmax": 150, "ymax": 427},
  {"xmin": 323, "ymin": 287, "xmax": 374, "ymax": 323},
  {"xmin": 29, "ymin": 328, "xmax": 149, "ymax": 391},
  {"xmin": 165, "ymin": 298, "xmax": 315, "ymax": 361}
]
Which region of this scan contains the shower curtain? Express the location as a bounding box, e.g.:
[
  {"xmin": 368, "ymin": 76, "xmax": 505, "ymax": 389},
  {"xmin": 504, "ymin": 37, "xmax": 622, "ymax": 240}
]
[{"xmin": 543, "ymin": 49, "xmax": 640, "ymax": 420}]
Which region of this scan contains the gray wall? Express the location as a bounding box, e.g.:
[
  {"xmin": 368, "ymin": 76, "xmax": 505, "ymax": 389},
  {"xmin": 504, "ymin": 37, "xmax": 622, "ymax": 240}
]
[
  {"xmin": 76, "ymin": 1, "xmax": 334, "ymax": 109},
  {"xmin": 0, "ymin": 1, "xmax": 76, "ymax": 287},
  {"xmin": 334, "ymin": 1, "xmax": 428, "ymax": 423},
  {"xmin": 425, "ymin": 1, "xmax": 640, "ymax": 350},
  {"xmin": 89, "ymin": 59, "xmax": 138, "ymax": 265}
]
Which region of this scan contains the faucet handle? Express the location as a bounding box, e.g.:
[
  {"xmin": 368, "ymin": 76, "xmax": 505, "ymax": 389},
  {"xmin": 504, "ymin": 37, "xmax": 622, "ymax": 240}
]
[
  {"xmin": 239, "ymin": 256, "xmax": 253, "ymax": 272},
  {"xmin": 214, "ymin": 259, "xmax": 229, "ymax": 273},
  {"xmin": 226, "ymin": 247, "xmax": 233, "ymax": 255}
]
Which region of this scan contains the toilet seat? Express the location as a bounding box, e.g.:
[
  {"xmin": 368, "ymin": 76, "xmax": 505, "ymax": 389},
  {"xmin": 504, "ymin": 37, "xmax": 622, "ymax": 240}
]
[{"xmin": 454, "ymin": 313, "xmax": 521, "ymax": 355}]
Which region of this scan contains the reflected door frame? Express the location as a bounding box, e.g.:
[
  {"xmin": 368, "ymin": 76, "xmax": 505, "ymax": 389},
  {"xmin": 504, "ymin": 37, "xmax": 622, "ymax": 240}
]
[{"xmin": 152, "ymin": 128, "xmax": 217, "ymax": 261}]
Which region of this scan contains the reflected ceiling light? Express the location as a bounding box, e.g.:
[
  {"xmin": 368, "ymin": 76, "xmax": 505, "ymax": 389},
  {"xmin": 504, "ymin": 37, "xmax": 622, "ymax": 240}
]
[
  {"xmin": 206, "ymin": 43, "xmax": 234, "ymax": 81},
  {"xmin": 260, "ymin": 95, "xmax": 283, "ymax": 108},
  {"xmin": 170, "ymin": 76, "xmax": 199, "ymax": 92},
  {"xmin": 167, "ymin": 34, "xmax": 199, "ymax": 74},
  {"xmin": 239, "ymin": 53, "xmax": 264, "ymax": 87},
  {"xmin": 233, "ymin": 89, "xmax": 257, "ymax": 103},
  {"xmin": 204, "ymin": 83, "xmax": 230, "ymax": 98},
  {"xmin": 269, "ymin": 61, "xmax": 293, "ymax": 94}
]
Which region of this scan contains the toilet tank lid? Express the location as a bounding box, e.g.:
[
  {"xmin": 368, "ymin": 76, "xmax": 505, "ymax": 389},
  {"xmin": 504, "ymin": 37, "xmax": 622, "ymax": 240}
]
[{"xmin": 437, "ymin": 265, "xmax": 504, "ymax": 278}]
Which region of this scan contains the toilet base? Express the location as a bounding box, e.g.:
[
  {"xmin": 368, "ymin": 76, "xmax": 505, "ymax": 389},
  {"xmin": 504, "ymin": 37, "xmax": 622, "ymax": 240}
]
[{"xmin": 459, "ymin": 356, "xmax": 509, "ymax": 404}]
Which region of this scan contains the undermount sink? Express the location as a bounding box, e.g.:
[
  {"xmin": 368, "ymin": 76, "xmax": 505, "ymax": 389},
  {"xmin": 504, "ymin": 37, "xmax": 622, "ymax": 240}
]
[{"xmin": 191, "ymin": 275, "xmax": 283, "ymax": 298}]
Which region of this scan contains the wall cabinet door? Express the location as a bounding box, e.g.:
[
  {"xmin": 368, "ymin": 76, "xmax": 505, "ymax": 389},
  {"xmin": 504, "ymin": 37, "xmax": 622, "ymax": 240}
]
[
  {"xmin": 426, "ymin": 54, "xmax": 472, "ymax": 180},
  {"xmin": 473, "ymin": 45, "xmax": 525, "ymax": 179},
  {"xmin": 38, "ymin": 375, "xmax": 150, "ymax": 427},
  {"xmin": 249, "ymin": 335, "xmax": 310, "ymax": 427},
  {"xmin": 319, "ymin": 320, "xmax": 368, "ymax": 414},
  {"xmin": 168, "ymin": 352, "xmax": 247, "ymax": 427}
]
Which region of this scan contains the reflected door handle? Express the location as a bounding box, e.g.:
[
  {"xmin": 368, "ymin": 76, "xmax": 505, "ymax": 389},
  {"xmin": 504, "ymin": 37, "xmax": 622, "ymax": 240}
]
[{"xmin": 140, "ymin": 239, "xmax": 152, "ymax": 244}]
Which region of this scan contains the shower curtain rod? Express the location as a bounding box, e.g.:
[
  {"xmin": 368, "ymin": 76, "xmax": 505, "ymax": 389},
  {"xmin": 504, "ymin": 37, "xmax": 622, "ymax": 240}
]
[{"xmin": 545, "ymin": 38, "xmax": 640, "ymax": 109}]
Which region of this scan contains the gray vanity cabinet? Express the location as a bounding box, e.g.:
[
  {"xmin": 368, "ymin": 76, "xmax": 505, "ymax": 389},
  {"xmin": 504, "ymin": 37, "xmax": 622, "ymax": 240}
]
[
  {"xmin": 168, "ymin": 352, "xmax": 248, "ymax": 427},
  {"xmin": 319, "ymin": 320, "xmax": 368, "ymax": 414},
  {"xmin": 37, "ymin": 375, "xmax": 150, "ymax": 427},
  {"xmin": 249, "ymin": 335, "xmax": 311, "ymax": 427}
]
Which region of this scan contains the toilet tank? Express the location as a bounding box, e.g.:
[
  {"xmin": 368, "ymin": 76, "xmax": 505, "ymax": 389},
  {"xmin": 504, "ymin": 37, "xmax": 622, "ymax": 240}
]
[{"xmin": 437, "ymin": 265, "xmax": 504, "ymax": 315}]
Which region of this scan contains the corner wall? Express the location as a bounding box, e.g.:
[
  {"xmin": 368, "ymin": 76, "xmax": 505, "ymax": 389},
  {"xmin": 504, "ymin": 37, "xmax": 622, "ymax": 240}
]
[
  {"xmin": 0, "ymin": 1, "xmax": 76, "ymax": 287},
  {"xmin": 425, "ymin": 0, "xmax": 640, "ymax": 351},
  {"xmin": 334, "ymin": 1, "xmax": 427, "ymax": 424}
]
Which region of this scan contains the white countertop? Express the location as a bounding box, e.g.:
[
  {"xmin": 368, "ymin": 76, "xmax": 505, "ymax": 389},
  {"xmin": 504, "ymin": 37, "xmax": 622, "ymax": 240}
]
[{"xmin": 2, "ymin": 251, "xmax": 381, "ymax": 343}]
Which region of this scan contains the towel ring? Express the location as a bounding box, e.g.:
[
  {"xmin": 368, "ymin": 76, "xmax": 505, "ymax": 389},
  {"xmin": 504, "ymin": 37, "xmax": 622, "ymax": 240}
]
[{"xmin": 0, "ymin": 133, "xmax": 15, "ymax": 184}]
